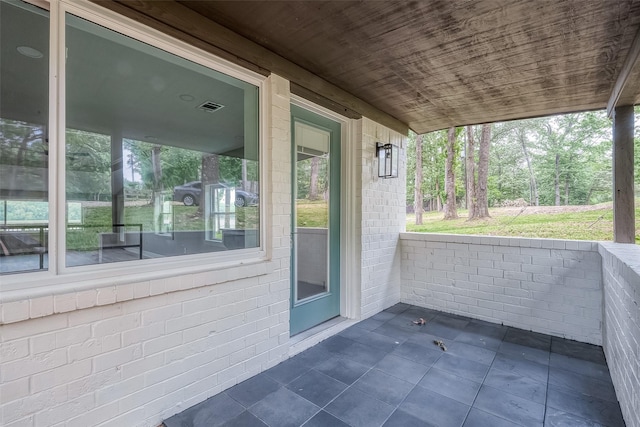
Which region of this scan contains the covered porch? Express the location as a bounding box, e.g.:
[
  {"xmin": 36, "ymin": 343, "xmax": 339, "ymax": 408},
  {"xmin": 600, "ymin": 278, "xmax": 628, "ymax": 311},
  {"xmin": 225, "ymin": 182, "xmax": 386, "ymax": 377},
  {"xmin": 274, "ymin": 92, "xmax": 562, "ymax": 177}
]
[
  {"xmin": 165, "ymin": 303, "xmax": 624, "ymax": 427},
  {"xmin": 1, "ymin": 1, "xmax": 639, "ymax": 427},
  {"xmin": 160, "ymin": 230, "xmax": 637, "ymax": 427}
]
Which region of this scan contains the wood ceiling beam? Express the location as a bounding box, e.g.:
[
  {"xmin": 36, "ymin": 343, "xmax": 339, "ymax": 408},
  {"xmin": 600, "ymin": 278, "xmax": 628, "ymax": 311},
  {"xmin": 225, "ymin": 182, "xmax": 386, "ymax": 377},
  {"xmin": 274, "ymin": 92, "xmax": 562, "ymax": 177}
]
[
  {"xmin": 607, "ymin": 26, "xmax": 640, "ymax": 117},
  {"xmin": 91, "ymin": 0, "xmax": 408, "ymax": 135}
]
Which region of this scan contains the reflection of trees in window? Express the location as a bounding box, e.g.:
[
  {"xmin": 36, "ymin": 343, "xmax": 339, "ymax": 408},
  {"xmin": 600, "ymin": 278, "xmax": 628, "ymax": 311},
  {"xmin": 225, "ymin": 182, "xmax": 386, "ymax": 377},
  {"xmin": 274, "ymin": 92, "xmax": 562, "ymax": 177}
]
[
  {"xmin": 125, "ymin": 140, "xmax": 201, "ymax": 193},
  {"xmin": 65, "ymin": 129, "xmax": 111, "ymax": 201},
  {"xmin": 0, "ymin": 119, "xmax": 48, "ymax": 200},
  {"xmin": 124, "ymin": 140, "xmax": 253, "ymax": 196},
  {"xmin": 296, "ymin": 154, "xmax": 328, "ymax": 201}
]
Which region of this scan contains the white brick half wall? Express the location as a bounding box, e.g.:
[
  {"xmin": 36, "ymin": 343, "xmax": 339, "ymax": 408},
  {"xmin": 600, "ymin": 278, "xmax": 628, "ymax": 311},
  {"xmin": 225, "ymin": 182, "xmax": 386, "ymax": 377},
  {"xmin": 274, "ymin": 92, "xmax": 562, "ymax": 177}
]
[
  {"xmin": 599, "ymin": 242, "xmax": 640, "ymax": 427},
  {"xmin": 357, "ymin": 118, "xmax": 406, "ymax": 319},
  {"xmin": 400, "ymin": 233, "xmax": 603, "ymax": 344},
  {"xmin": 0, "ymin": 74, "xmax": 292, "ymax": 427}
]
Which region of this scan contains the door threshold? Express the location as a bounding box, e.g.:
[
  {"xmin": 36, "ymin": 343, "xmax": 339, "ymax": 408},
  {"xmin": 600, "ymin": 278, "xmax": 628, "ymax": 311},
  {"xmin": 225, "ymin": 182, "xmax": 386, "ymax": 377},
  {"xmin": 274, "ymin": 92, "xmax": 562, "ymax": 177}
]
[{"xmin": 289, "ymin": 316, "xmax": 358, "ymax": 357}]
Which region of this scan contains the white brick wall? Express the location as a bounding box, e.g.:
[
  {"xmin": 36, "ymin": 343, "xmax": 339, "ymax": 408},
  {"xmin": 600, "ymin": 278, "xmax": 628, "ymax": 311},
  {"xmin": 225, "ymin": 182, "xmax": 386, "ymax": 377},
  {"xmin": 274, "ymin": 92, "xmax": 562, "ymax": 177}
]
[
  {"xmin": 357, "ymin": 118, "xmax": 406, "ymax": 319},
  {"xmin": 0, "ymin": 74, "xmax": 292, "ymax": 427},
  {"xmin": 0, "ymin": 74, "xmax": 411, "ymax": 427},
  {"xmin": 599, "ymin": 242, "xmax": 640, "ymax": 427},
  {"xmin": 400, "ymin": 233, "xmax": 603, "ymax": 344}
]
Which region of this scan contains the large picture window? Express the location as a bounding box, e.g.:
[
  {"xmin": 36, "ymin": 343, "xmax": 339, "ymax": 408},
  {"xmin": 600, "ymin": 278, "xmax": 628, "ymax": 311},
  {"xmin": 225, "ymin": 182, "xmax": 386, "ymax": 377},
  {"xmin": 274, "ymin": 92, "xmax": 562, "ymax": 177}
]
[
  {"xmin": 64, "ymin": 14, "xmax": 260, "ymax": 268},
  {"xmin": 1, "ymin": 0, "xmax": 262, "ymax": 277}
]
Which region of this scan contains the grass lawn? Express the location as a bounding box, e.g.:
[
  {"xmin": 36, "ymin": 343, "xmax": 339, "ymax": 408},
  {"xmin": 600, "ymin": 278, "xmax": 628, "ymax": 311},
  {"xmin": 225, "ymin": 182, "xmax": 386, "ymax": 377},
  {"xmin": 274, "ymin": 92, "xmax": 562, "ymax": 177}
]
[
  {"xmin": 296, "ymin": 200, "xmax": 328, "ymax": 228},
  {"xmin": 67, "ymin": 202, "xmax": 258, "ymax": 250},
  {"xmin": 406, "ymin": 201, "xmax": 640, "ymax": 243},
  {"xmin": 63, "ymin": 199, "xmax": 640, "ymax": 247}
]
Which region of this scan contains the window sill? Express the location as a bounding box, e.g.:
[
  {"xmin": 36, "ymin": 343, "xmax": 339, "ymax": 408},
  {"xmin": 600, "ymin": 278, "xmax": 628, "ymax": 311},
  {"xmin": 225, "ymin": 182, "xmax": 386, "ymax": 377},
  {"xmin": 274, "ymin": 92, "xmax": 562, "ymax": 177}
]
[{"xmin": 0, "ymin": 251, "xmax": 273, "ymax": 324}]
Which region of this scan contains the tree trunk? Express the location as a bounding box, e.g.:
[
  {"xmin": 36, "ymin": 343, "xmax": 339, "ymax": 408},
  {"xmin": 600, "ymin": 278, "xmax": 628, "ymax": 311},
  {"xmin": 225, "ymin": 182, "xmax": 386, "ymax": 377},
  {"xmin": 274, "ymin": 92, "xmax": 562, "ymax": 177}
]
[
  {"xmin": 586, "ymin": 187, "xmax": 594, "ymax": 205},
  {"xmin": 443, "ymin": 127, "xmax": 458, "ymax": 219},
  {"xmin": 435, "ymin": 180, "xmax": 442, "ymax": 211},
  {"xmin": 476, "ymin": 124, "xmax": 491, "ymax": 218},
  {"xmin": 309, "ymin": 156, "xmax": 320, "ymax": 200},
  {"xmin": 150, "ymin": 145, "xmax": 164, "ymax": 232},
  {"xmin": 465, "ymin": 126, "xmax": 477, "ymax": 219},
  {"xmin": 564, "ymin": 154, "xmax": 573, "ymax": 205},
  {"xmin": 519, "ymin": 129, "xmax": 538, "ymax": 206},
  {"xmin": 414, "ymin": 134, "xmax": 424, "ymax": 225},
  {"xmin": 151, "ymin": 145, "xmax": 163, "ymax": 193},
  {"xmin": 554, "ymin": 153, "xmax": 561, "ymax": 206}
]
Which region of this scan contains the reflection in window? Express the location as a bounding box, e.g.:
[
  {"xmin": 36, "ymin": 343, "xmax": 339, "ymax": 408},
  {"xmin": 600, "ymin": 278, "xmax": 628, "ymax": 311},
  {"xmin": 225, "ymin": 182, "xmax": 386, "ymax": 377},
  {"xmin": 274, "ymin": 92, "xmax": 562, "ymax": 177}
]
[
  {"xmin": 0, "ymin": 0, "xmax": 50, "ymax": 274},
  {"xmin": 65, "ymin": 14, "xmax": 259, "ymax": 267},
  {"xmin": 295, "ymin": 121, "xmax": 331, "ymax": 301}
]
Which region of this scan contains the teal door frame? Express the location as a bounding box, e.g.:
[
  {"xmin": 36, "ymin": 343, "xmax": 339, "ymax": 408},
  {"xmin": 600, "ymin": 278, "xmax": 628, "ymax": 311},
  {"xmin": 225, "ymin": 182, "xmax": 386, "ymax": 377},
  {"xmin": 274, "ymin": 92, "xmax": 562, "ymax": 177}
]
[{"xmin": 290, "ymin": 104, "xmax": 341, "ymax": 336}]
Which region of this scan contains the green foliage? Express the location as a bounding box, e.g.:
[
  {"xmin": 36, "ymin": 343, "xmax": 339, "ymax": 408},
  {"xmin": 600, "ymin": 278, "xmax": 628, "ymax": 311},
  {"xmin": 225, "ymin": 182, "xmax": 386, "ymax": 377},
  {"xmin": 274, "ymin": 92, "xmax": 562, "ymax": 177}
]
[
  {"xmin": 66, "ymin": 129, "xmax": 112, "ymax": 201},
  {"xmin": 0, "ymin": 200, "xmax": 49, "ymax": 222},
  {"xmin": 125, "ymin": 139, "xmax": 202, "ymax": 190},
  {"xmin": 296, "ymin": 156, "xmax": 328, "ymax": 200},
  {"xmin": 412, "ymin": 111, "xmax": 616, "ymax": 215},
  {"xmin": 0, "ymin": 119, "xmax": 48, "ymax": 200},
  {"xmin": 407, "ymin": 202, "xmax": 640, "ymax": 243},
  {"xmin": 124, "ymin": 139, "xmax": 252, "ymax": 192},
  {"xmin": 406, "ymin": 130, "xmax": 448, "ymax": 210}
]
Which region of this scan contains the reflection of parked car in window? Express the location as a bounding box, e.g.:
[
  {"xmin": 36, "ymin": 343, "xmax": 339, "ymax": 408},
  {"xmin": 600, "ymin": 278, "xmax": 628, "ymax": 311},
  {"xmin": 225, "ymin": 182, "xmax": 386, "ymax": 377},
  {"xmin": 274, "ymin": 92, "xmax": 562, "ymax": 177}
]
[{"xmin": 173, "ymin": 181, "xmax": 259, "ymax": 207}]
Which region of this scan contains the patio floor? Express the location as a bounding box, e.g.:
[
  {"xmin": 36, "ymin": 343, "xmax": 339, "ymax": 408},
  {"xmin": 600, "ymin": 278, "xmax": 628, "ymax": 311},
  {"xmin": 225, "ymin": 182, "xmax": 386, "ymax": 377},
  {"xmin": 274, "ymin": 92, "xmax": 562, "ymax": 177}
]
[{"xmin": 163, "ymin": 303, "xmax": 626, "ymax": 427}]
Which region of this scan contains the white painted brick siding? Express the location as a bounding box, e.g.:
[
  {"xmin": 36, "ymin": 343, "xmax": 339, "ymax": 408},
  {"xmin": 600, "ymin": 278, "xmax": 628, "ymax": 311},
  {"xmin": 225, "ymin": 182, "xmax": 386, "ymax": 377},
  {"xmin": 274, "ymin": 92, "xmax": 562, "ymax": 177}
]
[
  {"xmin": 599, "ymin": 243, "xmax": 640, "ymax": 427},
  {"xmin": 0, "ymin": 74, "xmax": 410, "ymax": 427},
  {"xmin": 357, "ymin": 118, "xmax": 406, "ymax": 319},
  {"xmin": 0, "ymin": 74, "xmax": 292, "ymax": 427},
  {"xmin": 400, "ymin": 233, "xmax": 603, "ymax": 345}
]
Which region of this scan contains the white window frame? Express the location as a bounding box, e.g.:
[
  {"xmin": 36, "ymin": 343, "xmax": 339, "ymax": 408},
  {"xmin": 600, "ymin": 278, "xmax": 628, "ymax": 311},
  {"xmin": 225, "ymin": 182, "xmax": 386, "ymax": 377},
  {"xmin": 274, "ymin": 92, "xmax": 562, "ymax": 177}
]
[{"xmin": 1, "ymin": 0, "xmax": 268, "ymax": 293}]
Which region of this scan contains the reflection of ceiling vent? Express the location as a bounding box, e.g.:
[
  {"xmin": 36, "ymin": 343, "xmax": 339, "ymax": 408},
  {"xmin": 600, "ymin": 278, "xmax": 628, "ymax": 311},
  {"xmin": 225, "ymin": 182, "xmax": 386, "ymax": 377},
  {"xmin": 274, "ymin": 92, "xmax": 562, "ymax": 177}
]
[{"xmin": 197, "ymin": 101, "xmax": 225, "ymax": 112}]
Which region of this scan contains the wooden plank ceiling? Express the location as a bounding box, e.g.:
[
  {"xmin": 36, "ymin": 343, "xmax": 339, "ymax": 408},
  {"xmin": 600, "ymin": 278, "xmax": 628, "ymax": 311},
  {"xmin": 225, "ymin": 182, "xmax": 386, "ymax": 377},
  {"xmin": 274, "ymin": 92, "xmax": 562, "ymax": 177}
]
[{"xmin": 99, "ymin": 0, "xmax": 640, "ymax": 134}]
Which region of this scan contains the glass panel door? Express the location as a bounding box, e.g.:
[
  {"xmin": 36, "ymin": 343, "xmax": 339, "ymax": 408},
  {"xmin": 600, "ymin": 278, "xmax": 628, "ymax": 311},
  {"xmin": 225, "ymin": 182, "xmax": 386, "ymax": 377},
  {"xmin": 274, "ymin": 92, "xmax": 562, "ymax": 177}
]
[{"xmin": 290, "ymin": 105, "xmax": 340, "ymax": 335}]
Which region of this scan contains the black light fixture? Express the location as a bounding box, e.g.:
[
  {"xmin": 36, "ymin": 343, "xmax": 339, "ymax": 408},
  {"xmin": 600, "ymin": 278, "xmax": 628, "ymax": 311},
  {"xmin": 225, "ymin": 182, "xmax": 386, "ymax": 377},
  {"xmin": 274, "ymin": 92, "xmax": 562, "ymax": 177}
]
[{"xmin": 376, "ymin": 142, "xmax": 399, "ymax": 178}]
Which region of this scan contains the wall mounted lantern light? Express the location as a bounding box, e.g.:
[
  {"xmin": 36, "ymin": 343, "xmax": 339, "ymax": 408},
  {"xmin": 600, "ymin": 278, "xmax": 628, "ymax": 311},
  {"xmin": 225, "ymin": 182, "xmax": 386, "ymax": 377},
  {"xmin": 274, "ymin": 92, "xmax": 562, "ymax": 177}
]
[{"xmin": 376, "ymin": 142, "xmax": 399, "ymax": 178}]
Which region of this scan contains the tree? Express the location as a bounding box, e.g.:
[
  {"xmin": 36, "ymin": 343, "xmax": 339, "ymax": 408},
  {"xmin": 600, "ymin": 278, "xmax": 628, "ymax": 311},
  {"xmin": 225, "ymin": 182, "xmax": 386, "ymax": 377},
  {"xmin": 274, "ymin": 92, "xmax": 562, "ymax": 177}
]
[
  {"xmin": 485, "ymin": 121, "xmax": 531, "ymax": 205},
  {"xmin": 309, "ymin": 157, "xmax": 320, "ymax": 200},
  {"xmin": 475, "ymin": 124, "xmax": 491, "ymax": 218},
  {"xmin": 529, "ymin": 112, "xmax": 610, "ymax": 206},
  {"xmin": 65, "ymin": 129, "xmax": 111, "ymax": 201},
  {"xmin": 151, "ymin": 145, "xmax": 163, "ymax": 195},
  {"xmin": 0, "ymin": 119, "xmax": 49, "ymax": 200},
  {"xmin": 443, "ymin": 127, "xmax": 458, "ymax": 219},
  {"xmin": 414, "ymin": 133, "xmax": 424, "ymax": 224},
  {"xmin": 465, "ymin": 126, "xmax": 477, "ymax": 219},
  {"xmin": 517, "ymin": 127, "xmax": 539, "ymax": 206},
  {"xmin": 407, "ymin": 110, "xmax": 615, "ymax": 215},
  {"xmin": 420, "ymin": 131, "xmax": 446, "ymax": 212}
]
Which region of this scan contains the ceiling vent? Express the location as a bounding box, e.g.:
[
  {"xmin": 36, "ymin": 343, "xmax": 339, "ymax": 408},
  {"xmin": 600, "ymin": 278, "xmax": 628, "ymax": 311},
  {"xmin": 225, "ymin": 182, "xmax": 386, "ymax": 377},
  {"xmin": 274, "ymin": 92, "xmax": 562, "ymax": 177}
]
[{"xmin": 197, "ymin": 101, "xmax": 225, "ymax": 112}]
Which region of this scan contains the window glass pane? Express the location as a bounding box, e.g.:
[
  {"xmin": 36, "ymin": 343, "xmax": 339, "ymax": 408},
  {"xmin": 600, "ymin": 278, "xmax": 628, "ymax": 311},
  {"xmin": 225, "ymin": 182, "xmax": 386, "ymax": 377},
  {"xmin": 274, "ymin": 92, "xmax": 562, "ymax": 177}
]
[
  {"xmin": 65, "ymin": 14, "xmax": 259, "ymax": 268},
  {"xmin": 295, "ymin": 122, "xmax": 330, "ymax": 301},
  {"xmin": 0, "ymin": 0, "xmax": 50, "ymax": 274}
]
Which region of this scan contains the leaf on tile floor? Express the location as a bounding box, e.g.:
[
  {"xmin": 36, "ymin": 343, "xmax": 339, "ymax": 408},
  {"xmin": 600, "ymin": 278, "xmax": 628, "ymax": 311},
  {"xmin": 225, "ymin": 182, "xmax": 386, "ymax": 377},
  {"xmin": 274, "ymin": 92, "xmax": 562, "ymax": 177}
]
[
  {"xmin": 434, "ymin": 340, "xmax": 447, "ymax": 351},
  {"xmin": 412, "ymin": 318, "xmax": 426, "ymax": 325}
]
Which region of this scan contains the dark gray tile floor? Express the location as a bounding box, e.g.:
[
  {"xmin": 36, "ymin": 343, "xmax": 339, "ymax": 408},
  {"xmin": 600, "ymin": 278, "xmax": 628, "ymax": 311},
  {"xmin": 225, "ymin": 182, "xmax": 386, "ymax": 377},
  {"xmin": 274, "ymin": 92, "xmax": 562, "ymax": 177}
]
[{"xmin": 164, "ymin": 304, "xmax": 626, "ymax": 427}]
